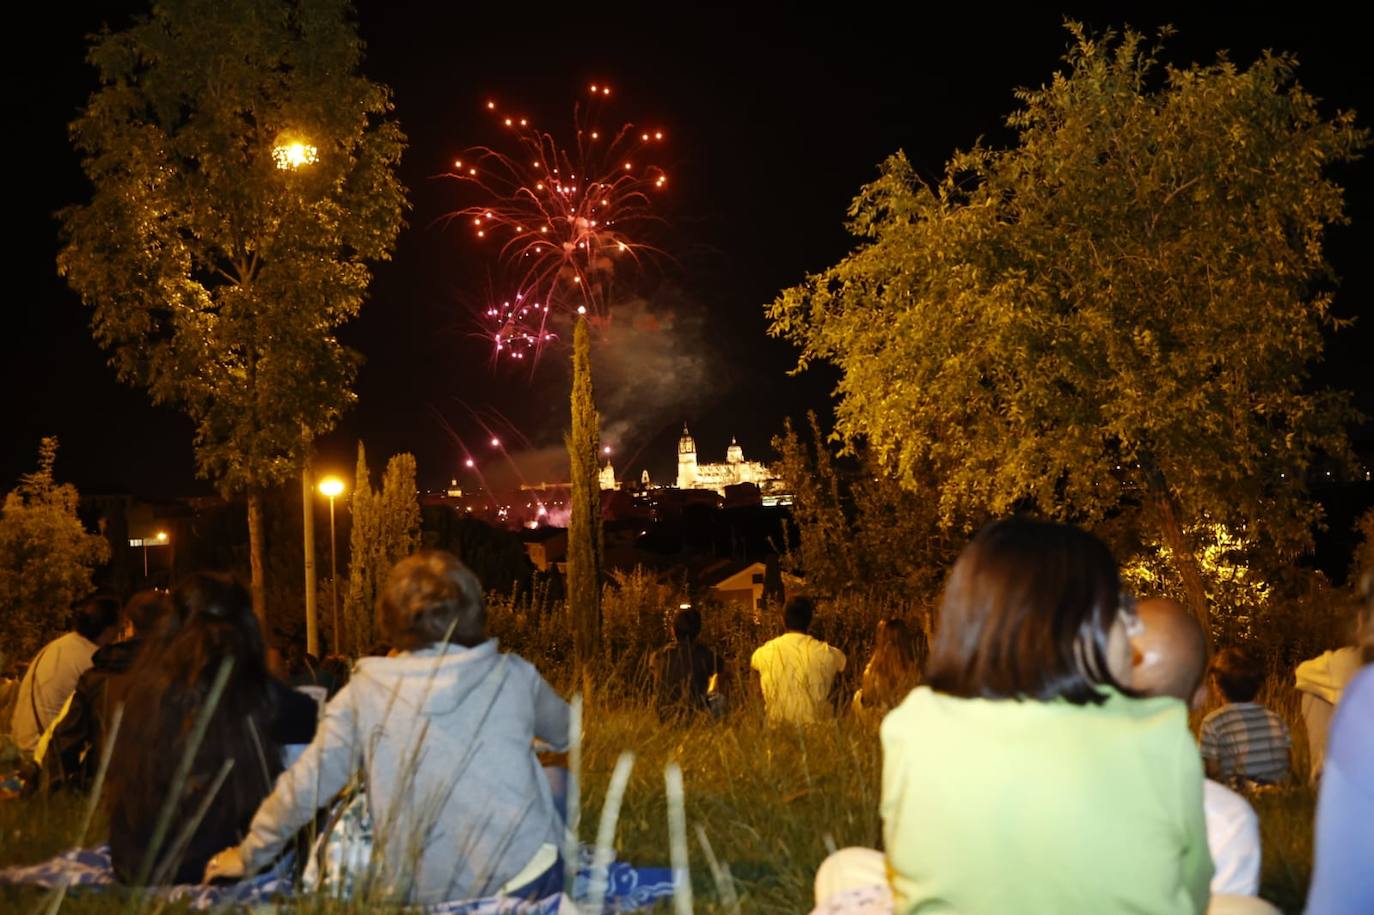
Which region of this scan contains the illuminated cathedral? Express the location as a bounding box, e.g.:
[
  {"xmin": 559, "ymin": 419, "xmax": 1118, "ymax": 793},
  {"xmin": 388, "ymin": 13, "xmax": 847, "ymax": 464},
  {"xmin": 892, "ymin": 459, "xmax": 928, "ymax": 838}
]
[{"xmin": 675, "ymin": 424, "xmax": 777, "ymax": 494}]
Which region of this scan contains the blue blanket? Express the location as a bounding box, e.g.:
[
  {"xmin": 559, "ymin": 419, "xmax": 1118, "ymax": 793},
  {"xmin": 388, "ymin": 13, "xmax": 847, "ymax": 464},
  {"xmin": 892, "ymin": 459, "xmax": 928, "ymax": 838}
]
[{"xmin": 0, "ymin": 844, "xmax": 675, "ymax": 913}]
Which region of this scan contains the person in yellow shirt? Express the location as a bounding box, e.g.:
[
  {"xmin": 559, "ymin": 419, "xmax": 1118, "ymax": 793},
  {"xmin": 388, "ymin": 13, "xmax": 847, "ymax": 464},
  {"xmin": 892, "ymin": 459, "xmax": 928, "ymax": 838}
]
[
  {"xmin": 814, "ymin": 518, "xmax": 1213, "ymax": 914},
  {"xmin": 751, "ymin": 597, "xmax": 846, "ymax": 725}
]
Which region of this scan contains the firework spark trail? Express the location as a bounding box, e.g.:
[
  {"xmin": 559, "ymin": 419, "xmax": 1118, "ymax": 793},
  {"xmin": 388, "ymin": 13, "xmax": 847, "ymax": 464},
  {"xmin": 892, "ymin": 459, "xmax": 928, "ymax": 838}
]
[{"xmin": 443, "ymin": 83, "xmax": 669, "ymax": 362}]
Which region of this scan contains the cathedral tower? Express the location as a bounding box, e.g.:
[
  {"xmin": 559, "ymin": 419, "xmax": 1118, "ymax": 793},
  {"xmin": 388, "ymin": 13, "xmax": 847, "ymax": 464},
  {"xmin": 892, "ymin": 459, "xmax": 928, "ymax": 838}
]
[{"xmin": 677, "ymin": 423, "xmax": 698, "ymax": 489}]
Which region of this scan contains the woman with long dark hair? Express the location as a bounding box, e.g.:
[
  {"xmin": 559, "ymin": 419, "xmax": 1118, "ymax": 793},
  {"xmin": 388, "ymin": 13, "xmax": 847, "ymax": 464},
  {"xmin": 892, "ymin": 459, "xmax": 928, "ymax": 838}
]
[
  {"xmin": 815, "ymin": 518, "xmax": 1213, "ymax": 914},
  {"xmin": 854, "ymin": 617, "xmax": 926, "ymax": 713},
  {"xmin": 103, "ymin": 572, "xmax": 315, "ymax": 884}
]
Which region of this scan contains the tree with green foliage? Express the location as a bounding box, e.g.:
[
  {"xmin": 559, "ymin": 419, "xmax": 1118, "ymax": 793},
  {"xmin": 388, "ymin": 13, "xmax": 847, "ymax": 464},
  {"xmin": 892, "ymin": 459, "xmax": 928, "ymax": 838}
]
[
  {"xmin": 341, "ymin": 443, "xmax": 420, "ymax": 655},
  {"xmin": 775, "ymin": 413, "xmax": 957, "ymax": 602},
  {"xmin": 767, "ymin": 25, "xmax": 1368, "ymax": 631},
  {"xmin": 0, "ymin": 438, "xmax": 111, "ymax": 661},
  {"xmin": 566, "ymin": 317, "xmax": 603, "ymax": 671},
  {"xmin": 58, "ymin": 0, "xmax": 407, "ymax": 631}
]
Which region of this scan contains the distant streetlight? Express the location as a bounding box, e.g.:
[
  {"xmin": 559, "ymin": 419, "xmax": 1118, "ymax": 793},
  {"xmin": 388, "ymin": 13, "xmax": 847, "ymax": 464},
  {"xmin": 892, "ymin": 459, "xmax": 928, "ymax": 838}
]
[
  {"xmin": 143, "ymin": 529, "xmax": 169, "ymax": 579},
  {"xmin": 318, "ymin": 476, "xmax": 345, "ymax": 651}
]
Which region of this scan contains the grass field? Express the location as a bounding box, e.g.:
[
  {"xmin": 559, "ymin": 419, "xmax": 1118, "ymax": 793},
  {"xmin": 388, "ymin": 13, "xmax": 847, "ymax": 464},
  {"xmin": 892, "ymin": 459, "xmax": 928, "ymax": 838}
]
[{"xmin": 1, "ymin": 690, "xmax": 1317, "ymax": 914}]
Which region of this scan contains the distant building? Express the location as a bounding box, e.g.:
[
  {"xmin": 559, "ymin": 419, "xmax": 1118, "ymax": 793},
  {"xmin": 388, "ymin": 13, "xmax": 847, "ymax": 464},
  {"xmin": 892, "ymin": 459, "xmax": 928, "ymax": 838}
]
[{"xmin": 675, "ymin": 424, "xmax": 780, "ymax": 496}]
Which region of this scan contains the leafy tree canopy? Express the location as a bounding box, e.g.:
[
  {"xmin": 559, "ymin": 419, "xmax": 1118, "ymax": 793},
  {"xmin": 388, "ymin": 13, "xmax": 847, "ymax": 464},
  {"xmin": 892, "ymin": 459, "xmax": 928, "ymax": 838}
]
[{"xmin": 767, "ymin": 24, "xmax": 1368, "ymax": 619}]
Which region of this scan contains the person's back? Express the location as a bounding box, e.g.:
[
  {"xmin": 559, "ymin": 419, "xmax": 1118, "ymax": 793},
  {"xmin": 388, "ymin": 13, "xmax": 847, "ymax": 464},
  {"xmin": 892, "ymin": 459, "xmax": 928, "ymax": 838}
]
[
  {"xmin": 1200, "ymin": 648, "xmax": 1290, "ymax": 786},
  {"xmin": 214, "ymin": 550, "xmax": 570, "ymax": 904},
  {"xmin": 104, "ymin": 575, "xmax": 316, "ymax": 884},
  {"xmin": 751, "ymin": 598, "xmax": 845, "ymax": 725},
  {"xmin": 1129, "ymin": 597, "xmax": 1266, "ymax": 902},
  {"xmin": 651, "ymin": 607, "xmax": 721, "ymax": 717},
  {"xmin": 883, "ymin": 686, "xmax": 1207, "ymax": 913},
  {"xmin": 1295, "ymin": 646, "xmax": 1361, "ymax": 783},
  {"xmin": 877, "ymin": 520, "xmax": 1210, "ymax": 915},
  {"xmin": 652, "ymin": 641, "xmax": 718, "ymax": 712},
  {"xmin": 269, "ymin": 644, "xmax": 568, "ymax": 900},
  {"xmin": 43, "ymin": 591, "xmax": 174, "ymax": 789},
  {"xmin": 10, "ymin": 597, "xmax": 120, "ymax": 755}
]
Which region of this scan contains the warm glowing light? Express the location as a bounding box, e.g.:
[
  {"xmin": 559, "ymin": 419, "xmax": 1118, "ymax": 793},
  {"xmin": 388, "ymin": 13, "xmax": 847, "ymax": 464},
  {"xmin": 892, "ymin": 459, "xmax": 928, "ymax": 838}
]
[
  {"xmin": 641, "ymin": 133, "xmax": 649, "ymax": 141},
  {"xmin": 603, "ymin": 446, "xmax": 612, "ymax": 455},
  {"xmin": 318, "ymin": 477, "xmax": 345, "ymax": 498},
  {"xmin": 591, "ymin": 131, "xmax": 600, "ymax": 140},
  {"xmin": 487, "ymin": 100, "xmax": 496, "ymax": 109},
  {"xmin": 577, "ymin": 305, "xmax": 587, "ymax": 314},
  {"xmin": 490, "ymin": 437, "xmax": 501, "ymax": 448},
  {"xmin": 590, "ymin": 84, "xmax": 598, "ymax": 93},
  {"xmin": 654, "ymin": 131, "xmax": 663, "ymax": 140},
  {"xmin": 155, "ymin": 530, "xmax": 169, "ymax": 542},
  {"xmin": 454, "ymin": 159, "xmax": 463, "ymax": 168},
  {"xmin": 465, "ymin": 458, "xmax": 475, "ymax": 468},
  {"xmin": 272, "ymin": 141, "xmax": 318, "ymax": 169},
  {"xmin": 504, "ymin": 118, "xmax": 513, "ymax": 126}
]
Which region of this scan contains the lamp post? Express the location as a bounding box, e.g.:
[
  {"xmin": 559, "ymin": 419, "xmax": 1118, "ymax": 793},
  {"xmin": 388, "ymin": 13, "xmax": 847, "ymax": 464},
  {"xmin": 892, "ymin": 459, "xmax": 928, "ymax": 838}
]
[
  {"xmin": 318, "ymin": 476, "xmax": 345, "ymax": 652},
  {"xmin": 143, "ymin": 530, "xmax": 168, "ymax": 580},
  {"xmin": 302, "ymin": 459, "xmax": 319, "ymax": 657}
]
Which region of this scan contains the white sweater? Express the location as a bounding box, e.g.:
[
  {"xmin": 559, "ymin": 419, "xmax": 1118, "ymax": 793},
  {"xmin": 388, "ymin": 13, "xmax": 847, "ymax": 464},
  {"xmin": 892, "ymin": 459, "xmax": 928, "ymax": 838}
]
[{"xmin": 237, "ymin": 641, "xmax": 569, "ymax": 903}]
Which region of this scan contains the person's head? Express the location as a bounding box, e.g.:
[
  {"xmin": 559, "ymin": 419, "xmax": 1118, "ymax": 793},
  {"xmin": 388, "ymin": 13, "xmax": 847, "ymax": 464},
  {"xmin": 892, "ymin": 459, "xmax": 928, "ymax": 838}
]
[
  {"xmin": 380, "ymin": 550, "xmax": 486, "ymax": 651},
  {"xmin": 783, "ymin": 596, "xmax": 814, "ymax": 633},
  {"xmin": 873, "ymin": 617, "xmax": 927, "ymax": 670},
  {"xmin": 1209, "ymin": 646, "xmax": 1265, "ymax": 704},
  {"xmin": 925, "ymin": 517, "xmax": 1137, "ymax": 705},
  {"xmin": 1130, "ymin": 597, "xmax": 1209, "ymax": 707},
  {"xmin": 123, "ymin": 590, "xmax": 174, "ymax": 640},
  {"xmin": 672, "ymin": 607, "xmax": 702, "ymax": 642},
  {"xmin": 72, "ymin": 595, "xmax": 122, "ymax": 646}
]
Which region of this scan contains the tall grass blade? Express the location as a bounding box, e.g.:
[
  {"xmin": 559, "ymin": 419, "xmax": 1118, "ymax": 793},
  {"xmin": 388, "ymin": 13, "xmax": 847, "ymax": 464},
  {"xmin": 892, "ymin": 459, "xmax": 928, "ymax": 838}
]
[
  {"xmin": 585, "ymin": 750, "xmax": 634, "ymax": 910},
  {"xmin": 664, "ymin": 761, "xmax": 692, "ymax": 915}
]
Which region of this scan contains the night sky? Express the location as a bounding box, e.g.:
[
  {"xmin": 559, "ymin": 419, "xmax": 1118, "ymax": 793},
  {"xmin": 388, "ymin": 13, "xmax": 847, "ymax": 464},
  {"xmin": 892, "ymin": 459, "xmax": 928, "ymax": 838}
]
[{"xmin": 9, "ymin": 3, "xmax": 1372, "ymax": 500}]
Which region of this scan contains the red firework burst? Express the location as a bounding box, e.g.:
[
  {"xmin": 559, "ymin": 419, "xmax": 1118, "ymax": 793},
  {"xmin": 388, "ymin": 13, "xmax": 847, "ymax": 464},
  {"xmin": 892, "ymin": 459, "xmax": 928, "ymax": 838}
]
[{"xmin": 446, "ymin": 83, "xmax": 668, "ymax": 362}]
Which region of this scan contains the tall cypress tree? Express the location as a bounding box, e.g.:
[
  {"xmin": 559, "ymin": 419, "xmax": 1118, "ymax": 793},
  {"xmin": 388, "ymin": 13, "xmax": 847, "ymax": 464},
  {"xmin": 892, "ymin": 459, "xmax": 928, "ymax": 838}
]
[{"xmin": 566, "ymin": 316, "xmax": 603, "ymax": 671}]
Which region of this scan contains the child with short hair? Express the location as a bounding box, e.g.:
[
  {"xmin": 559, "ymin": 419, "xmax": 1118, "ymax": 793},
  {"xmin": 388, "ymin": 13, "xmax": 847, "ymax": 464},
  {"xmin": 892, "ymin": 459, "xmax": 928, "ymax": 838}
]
[{"xmin": 1200, "ymin": 647, "xmax": 1291, "ymax": 785}]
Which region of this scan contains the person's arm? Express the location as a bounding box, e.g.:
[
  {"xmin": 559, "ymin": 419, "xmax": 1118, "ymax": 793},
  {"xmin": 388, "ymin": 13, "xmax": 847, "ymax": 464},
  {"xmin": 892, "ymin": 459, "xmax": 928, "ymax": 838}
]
[
  {"xmin": 1198, "ymin": 717, "xmax": 1223, "ymax": 781},
  {"xmin": 1174, "ymin": 720, "xmax": 1215, "ymax": 913},
  {"xmin": 213, "ymin": 684, "xmax": 361, "ymax": 878},
  {"xmin": 531, "ymin": 670, "xmax": 571, "ymax": 752}
]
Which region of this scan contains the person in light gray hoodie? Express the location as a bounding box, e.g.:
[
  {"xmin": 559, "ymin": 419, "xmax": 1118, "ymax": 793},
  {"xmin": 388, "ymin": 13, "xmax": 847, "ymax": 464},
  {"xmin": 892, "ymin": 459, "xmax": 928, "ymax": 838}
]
[{"xmin": 203, "ymin": 550, "xmax": 570, "ymax": 903}]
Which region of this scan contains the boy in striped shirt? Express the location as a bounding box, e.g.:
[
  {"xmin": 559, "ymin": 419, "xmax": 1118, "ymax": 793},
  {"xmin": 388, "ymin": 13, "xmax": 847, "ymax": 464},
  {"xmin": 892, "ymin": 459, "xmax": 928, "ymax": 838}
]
[{"xmin": 1200, "ymin": 647, "xmax": 1291, "ymax": 785}]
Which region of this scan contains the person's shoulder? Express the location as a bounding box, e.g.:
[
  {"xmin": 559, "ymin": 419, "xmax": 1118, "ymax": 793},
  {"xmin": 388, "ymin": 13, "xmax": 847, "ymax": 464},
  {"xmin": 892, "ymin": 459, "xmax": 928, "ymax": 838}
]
[
  {"xmin": 1203, "ymin": 778, "xmax": 1257, "ymax": 826},
  {"xmin": 1342, "ymin": 664, "xmax": 1374, "ymax": 703},
  {"xmin": 1201, "ymin": 703, "xmax": 1239, "ymax": 726}
]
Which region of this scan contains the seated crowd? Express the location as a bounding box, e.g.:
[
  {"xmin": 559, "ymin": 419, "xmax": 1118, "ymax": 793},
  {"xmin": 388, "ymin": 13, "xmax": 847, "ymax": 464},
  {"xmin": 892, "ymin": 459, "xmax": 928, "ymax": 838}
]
[{"xmin": 2, "ymin": 519, "xmax": 1370, "ymax": 912}]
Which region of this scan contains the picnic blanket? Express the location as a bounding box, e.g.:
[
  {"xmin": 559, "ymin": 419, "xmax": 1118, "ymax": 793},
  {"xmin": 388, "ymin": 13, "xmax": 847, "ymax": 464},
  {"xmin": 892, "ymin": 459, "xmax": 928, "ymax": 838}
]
[{"xmin": 0, "ymin": 844, "xmax": 675, "ymax": 913}]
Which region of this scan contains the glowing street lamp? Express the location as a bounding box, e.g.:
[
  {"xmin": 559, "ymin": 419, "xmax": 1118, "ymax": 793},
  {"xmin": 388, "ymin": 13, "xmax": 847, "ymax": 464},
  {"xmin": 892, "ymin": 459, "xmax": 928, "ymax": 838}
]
[
  {"xmin": 318, "ymin": 476, "xmax": 345, "ymax": 650},
  {"xmin": 143, "ymin": 530, "xmax": 169, "ymax": 579},
  {"xmin": 272, "ymin": 137, "xmax": 318, "ymax": 170}
]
